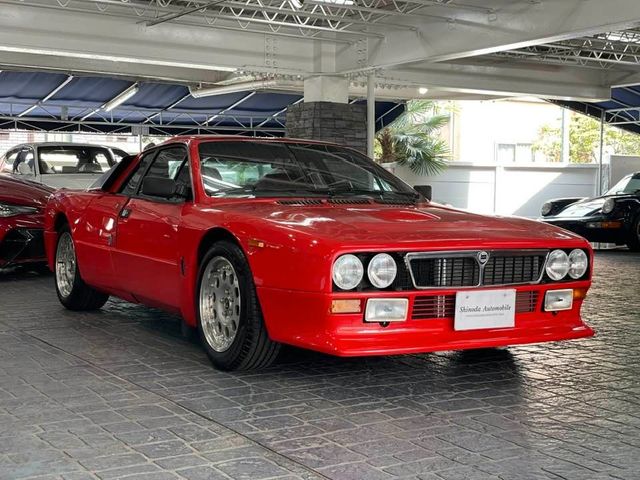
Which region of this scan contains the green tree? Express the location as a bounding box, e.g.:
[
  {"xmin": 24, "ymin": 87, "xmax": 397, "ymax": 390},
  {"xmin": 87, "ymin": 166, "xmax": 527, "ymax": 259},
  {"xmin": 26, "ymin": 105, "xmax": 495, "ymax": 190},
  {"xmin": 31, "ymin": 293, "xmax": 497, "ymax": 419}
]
[
  {"xmin": 533, "ymin": 112, "xmax": 640, "ymax": 163},
  {"xmin": 375, "ymin": 100, "xmax": 450, "ymax": 175}
]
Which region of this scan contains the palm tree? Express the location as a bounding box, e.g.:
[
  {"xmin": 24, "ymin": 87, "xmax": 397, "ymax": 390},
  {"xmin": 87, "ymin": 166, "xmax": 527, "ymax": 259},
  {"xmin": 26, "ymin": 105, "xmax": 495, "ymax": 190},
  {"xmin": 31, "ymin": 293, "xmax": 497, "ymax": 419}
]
[{"xmin": 376, "ymin": 99, "xmax": 450, "ymax": 176}]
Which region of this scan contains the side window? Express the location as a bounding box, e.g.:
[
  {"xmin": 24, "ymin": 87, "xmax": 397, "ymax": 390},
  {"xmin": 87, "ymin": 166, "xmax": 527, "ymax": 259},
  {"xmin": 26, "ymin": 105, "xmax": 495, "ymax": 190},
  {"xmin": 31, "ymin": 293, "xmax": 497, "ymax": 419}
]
[
  {"xmin": 12, "ymin": 148, "xmax": 35, "ymax": 175},
  {"xmin": 144, "ymin": 147, "xmax": 187, "ymax": 182},
  {"xmin": 138, "ymin": 146, "xmax": 188, "ymax": 200},
  {"xmin": 120, "ymin": 151, "xmax": 157, "ymax": 195},
  {"xmin": 1, "ymin": 150, "xmax": 19, "ymax": 173}
]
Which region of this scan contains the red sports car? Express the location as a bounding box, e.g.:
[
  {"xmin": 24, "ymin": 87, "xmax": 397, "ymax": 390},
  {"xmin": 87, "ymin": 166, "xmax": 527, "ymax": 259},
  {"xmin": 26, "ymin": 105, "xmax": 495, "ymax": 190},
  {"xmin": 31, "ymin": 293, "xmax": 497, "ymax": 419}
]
[
  {"xmin": 1, "ymin": 174, "xmax": 53, "ymax": 268},
  {"xmin": 44, "ymin": 137, "xmax": 594, "ymax": 370}
]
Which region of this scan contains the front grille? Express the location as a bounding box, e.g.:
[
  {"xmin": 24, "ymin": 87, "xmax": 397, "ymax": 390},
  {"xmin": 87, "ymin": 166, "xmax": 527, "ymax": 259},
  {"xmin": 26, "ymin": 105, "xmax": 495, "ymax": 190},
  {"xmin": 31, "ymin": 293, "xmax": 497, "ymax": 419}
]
[
  {"xmin": 408, "ymin": 256, "xmax": 480, "ymax": 288},
  {"xmin": 407, "ymin": 250, "xmax": 547, "ymax": 288},
  {"xmin": 484, "ymin": 253, "xmax": 546, "ymax": 286},
  {"xmin": 411, "ymin": 290, "xmax": 539, "ymax": 320},
  {"xmin": 0, "ymin": 228, "xmax": 45, "ymax": 263}
]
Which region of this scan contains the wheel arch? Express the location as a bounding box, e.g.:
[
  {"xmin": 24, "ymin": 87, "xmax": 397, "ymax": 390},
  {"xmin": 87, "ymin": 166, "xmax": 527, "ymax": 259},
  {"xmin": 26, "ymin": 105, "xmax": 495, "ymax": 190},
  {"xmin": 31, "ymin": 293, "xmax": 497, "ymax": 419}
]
[
  {"xmin": 182, "ymin": 226, "xmax": 246, "ymax": 328},
  {"xmin": 53, "ymin": 212, "xmax": 69, "ymax": 232},
  {"xmin": 196, "ymin": 227, "xmax": 244, "ymax": 266}
]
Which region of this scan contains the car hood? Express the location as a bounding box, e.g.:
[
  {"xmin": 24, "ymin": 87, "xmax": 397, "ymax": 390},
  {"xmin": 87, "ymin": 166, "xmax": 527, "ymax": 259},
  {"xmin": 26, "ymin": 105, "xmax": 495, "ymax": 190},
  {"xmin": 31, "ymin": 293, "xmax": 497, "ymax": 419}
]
[
  {"xmin": 218, "ymin": 200, "xmax": 583, "ymax": 248},
  {"xmin": 0, "ymin": 174, "xmax": 54, "ymax": 208}
]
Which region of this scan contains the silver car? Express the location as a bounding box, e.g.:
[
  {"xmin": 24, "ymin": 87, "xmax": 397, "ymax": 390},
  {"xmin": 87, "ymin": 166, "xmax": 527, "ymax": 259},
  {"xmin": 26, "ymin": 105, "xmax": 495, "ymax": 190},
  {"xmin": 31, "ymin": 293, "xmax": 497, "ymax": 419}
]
[{"xmin": 0, "ymin": 142, "xmax": 130, "ymax": 189}]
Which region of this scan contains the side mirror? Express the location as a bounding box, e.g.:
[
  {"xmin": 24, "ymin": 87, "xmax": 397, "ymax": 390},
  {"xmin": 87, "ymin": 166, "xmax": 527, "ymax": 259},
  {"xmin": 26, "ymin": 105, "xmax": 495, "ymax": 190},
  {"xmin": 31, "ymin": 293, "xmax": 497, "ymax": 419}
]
[
  {"xmin": 141, "ymin": 176, "xmax": 177, "ymax": 198},
  {"xmin": 413, "ymin": 185, "xmax": 432, "ymax": 201}
]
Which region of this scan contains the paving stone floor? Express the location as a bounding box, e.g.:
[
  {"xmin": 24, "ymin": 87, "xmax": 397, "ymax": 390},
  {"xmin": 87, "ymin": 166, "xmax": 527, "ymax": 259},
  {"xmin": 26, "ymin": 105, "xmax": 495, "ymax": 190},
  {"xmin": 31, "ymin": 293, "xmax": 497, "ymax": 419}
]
[{"xmin": 0, "ymin": 250, "xmax": 639, "ymax": 480}]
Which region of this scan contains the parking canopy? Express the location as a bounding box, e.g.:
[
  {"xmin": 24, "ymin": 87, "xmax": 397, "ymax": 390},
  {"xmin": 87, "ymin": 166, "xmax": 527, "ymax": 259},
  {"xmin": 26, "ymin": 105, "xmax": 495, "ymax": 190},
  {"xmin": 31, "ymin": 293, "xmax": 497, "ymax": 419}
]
[
  {"xmin": 555, "ymin": 85, "xmax": 640, "ymax": 135},
  {"xmin": 0, "ymin": 71, "xmax": 404, "ymax": 137}
]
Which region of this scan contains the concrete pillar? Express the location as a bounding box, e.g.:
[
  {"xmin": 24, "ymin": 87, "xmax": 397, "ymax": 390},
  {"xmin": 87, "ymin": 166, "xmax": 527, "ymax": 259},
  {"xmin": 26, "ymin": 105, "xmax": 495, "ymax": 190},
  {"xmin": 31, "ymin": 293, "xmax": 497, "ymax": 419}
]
[{"xmin": 285, "ymin": 75, "xmax": 367, "ymax": 153}]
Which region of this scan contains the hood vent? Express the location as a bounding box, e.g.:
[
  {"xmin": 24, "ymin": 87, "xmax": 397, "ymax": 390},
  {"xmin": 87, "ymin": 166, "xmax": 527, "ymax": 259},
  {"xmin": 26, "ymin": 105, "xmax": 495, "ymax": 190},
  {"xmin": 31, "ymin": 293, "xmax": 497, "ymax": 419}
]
[
  {"xmin": 276, "ymin": 199, "xmax": 324, "ymax": 206},
  {"xmin": 329, "ymin": 198, "xmax": 371, "ymax": 205},
  {"xmin": 375, "ymin": 198, "xmax": 416, "ymax": 206}
]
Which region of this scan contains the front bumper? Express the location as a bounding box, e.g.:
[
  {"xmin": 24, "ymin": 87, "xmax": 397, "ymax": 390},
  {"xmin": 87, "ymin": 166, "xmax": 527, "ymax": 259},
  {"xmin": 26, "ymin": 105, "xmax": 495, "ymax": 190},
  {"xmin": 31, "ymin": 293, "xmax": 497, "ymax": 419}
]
[
  {"xmin": 0, "ymin": 216, "xmax": 46, "ymax": 267},
  {"xmin": 543, "ymin": 216, "xmax": 628, "ymax": 244},
  {"xmin": 258, "ymin": 282, "xmax": 594, "ymax": 356}
]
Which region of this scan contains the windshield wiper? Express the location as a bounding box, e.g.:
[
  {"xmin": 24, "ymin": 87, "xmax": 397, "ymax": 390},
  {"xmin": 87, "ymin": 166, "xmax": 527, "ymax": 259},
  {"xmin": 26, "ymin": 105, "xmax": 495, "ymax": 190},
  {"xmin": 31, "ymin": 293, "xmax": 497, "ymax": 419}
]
[{"xmin": 211, "ymin": 185, "xmax": 329, "ymax": 197}]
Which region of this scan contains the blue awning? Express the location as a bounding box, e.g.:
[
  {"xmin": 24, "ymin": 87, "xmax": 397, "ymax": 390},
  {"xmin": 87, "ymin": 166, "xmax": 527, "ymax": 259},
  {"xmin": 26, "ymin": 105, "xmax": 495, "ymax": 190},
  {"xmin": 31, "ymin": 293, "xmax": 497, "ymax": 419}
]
[
  {"xmin": 0, "ymin": 71, "xmax": 405, "ymax": 136},
  {"xmin": 553, "ymin": 85, "xmax": 640, "ymax": 135}
]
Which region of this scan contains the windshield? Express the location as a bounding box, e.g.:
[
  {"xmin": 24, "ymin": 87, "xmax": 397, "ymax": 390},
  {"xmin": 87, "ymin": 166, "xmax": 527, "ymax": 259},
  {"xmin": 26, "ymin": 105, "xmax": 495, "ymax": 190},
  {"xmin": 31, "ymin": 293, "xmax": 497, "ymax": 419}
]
[
  {"xmin": 197, "ymin": 141, "xmax": 416, "ymax": 198},
  {"xmin": 606, "ymin": 174, "xmax": 640, "ymax": 195},
  {"xmin": 38, "ymin": 146, "xmax": 115, "ymax": 175}
]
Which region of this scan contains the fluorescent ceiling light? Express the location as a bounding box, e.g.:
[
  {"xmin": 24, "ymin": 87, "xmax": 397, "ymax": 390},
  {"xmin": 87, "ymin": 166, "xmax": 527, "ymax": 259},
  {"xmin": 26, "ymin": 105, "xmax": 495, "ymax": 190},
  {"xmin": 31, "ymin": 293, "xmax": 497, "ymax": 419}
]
[
  {"xmin": 104, "ymin": 84, "xmax": 139, "ymax": 112},
  {"xmin": 289, "ymin": 0, "xmax": 303, "ymax": 8},
  {"xmin": 418, "ymin": 87, "xmax": 429, "ymax": 95},
  {"xmin": 0, "ymin": 46, "xmax": 237, "ymax": 73},
  {"xmin": 190, "ymin": 79, "xmax": 280, "ymax": 98},
  {"xmin": 314, "ymin": 0, "xmax": 354, "ymax": 4}
]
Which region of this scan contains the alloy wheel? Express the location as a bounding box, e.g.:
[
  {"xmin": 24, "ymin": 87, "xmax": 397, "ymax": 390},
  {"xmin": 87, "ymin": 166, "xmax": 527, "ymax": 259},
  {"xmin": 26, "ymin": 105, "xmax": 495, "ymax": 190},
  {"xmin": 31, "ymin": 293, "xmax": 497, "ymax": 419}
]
[
  {"xmin": 56, "ymin": 232, "xmax": 76, "ymax": 298},
  {"xmin": 199, "ymin": 256, "xmax": 241, "ymax": 352}
]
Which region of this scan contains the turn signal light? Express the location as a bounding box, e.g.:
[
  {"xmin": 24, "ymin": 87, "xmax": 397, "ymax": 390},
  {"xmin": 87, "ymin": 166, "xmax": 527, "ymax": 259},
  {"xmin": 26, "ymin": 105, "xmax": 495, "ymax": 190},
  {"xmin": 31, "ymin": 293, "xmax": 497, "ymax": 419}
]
[
  {"xmin": 573, "ymin": 288, "xmax": 588, "ymax": 301},
  {"xmin": 331, "ymin": 299, "xmax": 361, "ymax": 314},
  {"xmin": 586, "ymin": 221, "xmax": 622, "ymax": 229}
]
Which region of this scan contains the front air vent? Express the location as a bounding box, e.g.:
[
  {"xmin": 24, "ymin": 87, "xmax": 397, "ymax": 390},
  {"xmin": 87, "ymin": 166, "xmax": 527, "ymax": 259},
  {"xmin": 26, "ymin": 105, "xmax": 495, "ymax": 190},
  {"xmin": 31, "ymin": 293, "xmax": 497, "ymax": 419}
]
[
  {"xmin": 411, "ymin": 290, "xmax": 539, "ymax": 320},
  {"xmin": 328, "ymin": 198, "xmax": 371, "ymax": 205},
  {"xmin": 374, "ymin": 198, "xmax": 416, "ymax": 206},
  {"xmin": 276, "ymin": 199, "xmax": 324, "ymax": 206}
]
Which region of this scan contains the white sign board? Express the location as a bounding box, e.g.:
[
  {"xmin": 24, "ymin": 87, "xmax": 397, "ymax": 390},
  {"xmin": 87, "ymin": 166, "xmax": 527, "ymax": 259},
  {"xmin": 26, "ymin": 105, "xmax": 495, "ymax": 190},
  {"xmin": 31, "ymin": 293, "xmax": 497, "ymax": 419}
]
[{"xmin": 454, "ymin": 289, "xmax": 516, "ymax": 331}]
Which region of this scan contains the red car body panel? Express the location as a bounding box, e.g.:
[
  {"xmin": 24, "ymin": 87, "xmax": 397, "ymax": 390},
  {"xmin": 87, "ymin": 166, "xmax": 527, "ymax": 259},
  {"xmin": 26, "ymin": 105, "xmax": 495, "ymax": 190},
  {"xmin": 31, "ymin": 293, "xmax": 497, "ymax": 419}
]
[
  {"xmin": 44, "ymin": 136, "xmax": 594, "ymax": 356},
  {"xmin": 0, "ymin": 174, "xmax": 53, "ymax": 266}
]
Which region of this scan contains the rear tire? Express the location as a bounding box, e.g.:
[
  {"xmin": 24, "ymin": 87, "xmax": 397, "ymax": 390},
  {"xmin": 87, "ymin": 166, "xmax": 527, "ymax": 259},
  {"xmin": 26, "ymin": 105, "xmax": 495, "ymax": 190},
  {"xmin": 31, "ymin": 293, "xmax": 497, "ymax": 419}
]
[
  {"xmin": 196, "ymin": 241, "xmax": 280, "ymax": 371},
  {"xmin": 54, "ymin": 225, "xmax": 109, "ymax": 311},
  {"xmin": 626, "ymin": 216, "xmax": 640, "ymax": 252}
]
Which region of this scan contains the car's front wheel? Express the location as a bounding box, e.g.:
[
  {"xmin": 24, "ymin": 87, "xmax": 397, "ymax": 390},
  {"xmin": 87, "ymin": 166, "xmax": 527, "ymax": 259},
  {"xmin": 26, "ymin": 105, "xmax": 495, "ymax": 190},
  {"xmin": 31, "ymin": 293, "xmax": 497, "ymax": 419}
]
[
  {"xmin": 627, "ymin": 216, "xmax": 640, "ymax": 252},
  {"xmin": 197, "ymin": 241, "xmax": 280, "ymax": 370},
  {"xmin": 55, "ymin": 226, "xmax": 109, "ymax": 311}
]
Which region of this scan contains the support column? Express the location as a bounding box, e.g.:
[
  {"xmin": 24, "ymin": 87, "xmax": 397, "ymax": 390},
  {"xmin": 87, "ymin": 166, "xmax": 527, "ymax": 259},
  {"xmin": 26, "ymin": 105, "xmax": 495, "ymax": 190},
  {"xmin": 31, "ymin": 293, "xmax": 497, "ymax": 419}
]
[
  {"xmin": 598, "ymin": 110, "xmax": 605, "ymax": 195},
  {"xmin": 367, "ymin": 74, "xmax": 375, "ymax": 159},
  {"xmin": 285, "ymin": 75, "xmax": 367, "ymax": 153}
]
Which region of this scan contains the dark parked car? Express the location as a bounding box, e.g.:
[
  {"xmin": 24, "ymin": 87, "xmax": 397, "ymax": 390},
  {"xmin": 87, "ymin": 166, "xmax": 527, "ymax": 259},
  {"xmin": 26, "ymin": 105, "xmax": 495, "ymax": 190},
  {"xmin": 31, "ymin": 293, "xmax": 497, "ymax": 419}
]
[
  {"xmin": 541, "ymin": 172, "xmax": 640, "ymax": 250},
  {"xmin": 0, "ymin": 174, "xmax": 53, "ymax": 267}
]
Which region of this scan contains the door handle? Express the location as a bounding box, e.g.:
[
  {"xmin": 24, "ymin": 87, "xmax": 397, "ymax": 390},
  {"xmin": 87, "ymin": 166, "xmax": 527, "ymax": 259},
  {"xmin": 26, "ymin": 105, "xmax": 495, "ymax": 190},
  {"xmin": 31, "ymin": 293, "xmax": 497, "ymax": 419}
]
[{"xmin": 120, "ymin": 207, "xmax": 132, "ymax": 219}]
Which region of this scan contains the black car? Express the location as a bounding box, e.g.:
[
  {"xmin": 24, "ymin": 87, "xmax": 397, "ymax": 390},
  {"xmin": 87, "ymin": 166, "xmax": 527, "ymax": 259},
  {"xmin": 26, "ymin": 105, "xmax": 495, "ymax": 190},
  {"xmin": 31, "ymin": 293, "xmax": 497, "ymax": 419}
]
[{"xmin": 541, "ymin": 172, "xmax": 640, "ymax": 251}]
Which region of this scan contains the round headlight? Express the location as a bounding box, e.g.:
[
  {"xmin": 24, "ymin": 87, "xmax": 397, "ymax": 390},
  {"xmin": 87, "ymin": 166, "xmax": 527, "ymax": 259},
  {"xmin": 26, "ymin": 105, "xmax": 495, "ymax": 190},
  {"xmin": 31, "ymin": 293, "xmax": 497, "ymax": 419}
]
[
  {"xmin": 367, "ymin": 253, "xmax": 397, "ymax": 289},
  {"xmin": 602, "ymin": 198, "xmax": 616, "ymax": 214},
  {"xmin": 332, "ymin": 254, "xmax": 364, "ymax": 290},
  {"xmin": 568, "ymin": 249, "xmax": 588, "ymax": 279},
  {"xmin": 541, "ymin": 202, "xmax": 552, "ymax": 216},
  {"xmin": 546, "ymin": 249, "xmax": 570, "ymax": 281}
]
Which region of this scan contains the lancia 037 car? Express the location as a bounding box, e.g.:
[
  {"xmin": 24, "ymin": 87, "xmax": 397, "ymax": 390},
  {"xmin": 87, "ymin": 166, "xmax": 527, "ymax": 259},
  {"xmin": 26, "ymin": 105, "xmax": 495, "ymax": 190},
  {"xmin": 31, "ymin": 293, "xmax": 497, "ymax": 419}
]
[
  {"xmin": 1, "ymin": 142, "xmax": 129, "ymax": 189},
  {"xmin": 541, "ymin": 172, "xmax": 640, "ymax": 250},
  {"xmin": 44, "ymin": 137, "xmax": 594, "ymax": 370}
]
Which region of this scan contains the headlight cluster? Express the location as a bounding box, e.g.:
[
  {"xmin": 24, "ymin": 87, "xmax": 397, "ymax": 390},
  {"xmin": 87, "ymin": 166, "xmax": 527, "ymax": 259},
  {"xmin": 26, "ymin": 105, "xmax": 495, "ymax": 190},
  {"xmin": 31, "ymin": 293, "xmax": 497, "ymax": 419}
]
[
  {"xmin": 540, "ymin": 202, "xmax": 553, "ymax": 216},
  {"xmin": 545, "ymin": 249, "xmax": 588, "ymax": 281},
  {"xmin": 332, "ymin": 253, "xmax": 398, "ymax": 290},
  {"xmin": 0, "ymin": 203, "xmax": 39, "ymax": 218},
  {"xmin": 602, "ymin": 198, "xmax": 616, "ymax": 214}
]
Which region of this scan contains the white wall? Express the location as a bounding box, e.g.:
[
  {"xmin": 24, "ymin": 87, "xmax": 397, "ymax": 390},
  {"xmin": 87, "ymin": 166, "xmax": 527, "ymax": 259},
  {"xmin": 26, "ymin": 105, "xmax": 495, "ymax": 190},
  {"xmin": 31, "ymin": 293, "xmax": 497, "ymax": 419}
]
[
  {"xmin": 609, "ymin": 155, "xmax": 640, "ymax": 186},
  {"xmin": 389, "ymin": 162, "xmax": 599, "ymax": 218},
  {"xmin": 451, "ymin": 99, "xmax": 563, "ymax": 163}
]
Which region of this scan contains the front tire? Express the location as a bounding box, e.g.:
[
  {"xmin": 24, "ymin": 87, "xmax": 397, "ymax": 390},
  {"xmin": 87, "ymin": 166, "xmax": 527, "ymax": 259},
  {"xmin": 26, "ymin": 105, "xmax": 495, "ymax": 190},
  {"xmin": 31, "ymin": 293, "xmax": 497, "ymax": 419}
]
[
  {"xmin": 197, "ymin": 241, "xmax": 280, "ymax": 371},
  {"xmin": 627, "ymin": 216, "xmax": 640, "ymax": 252},
  {"xmin": 55, "ymin": 226, "xmax": 109, "ymax": 311}
]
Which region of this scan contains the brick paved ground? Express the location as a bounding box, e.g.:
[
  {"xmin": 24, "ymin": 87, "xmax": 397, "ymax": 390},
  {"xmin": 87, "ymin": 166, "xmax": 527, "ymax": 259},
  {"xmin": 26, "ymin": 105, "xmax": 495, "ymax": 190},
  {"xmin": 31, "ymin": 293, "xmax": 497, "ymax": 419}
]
[{"xmin": 0, "ymin": 251, "xmax": 639, "ymax": 480}]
